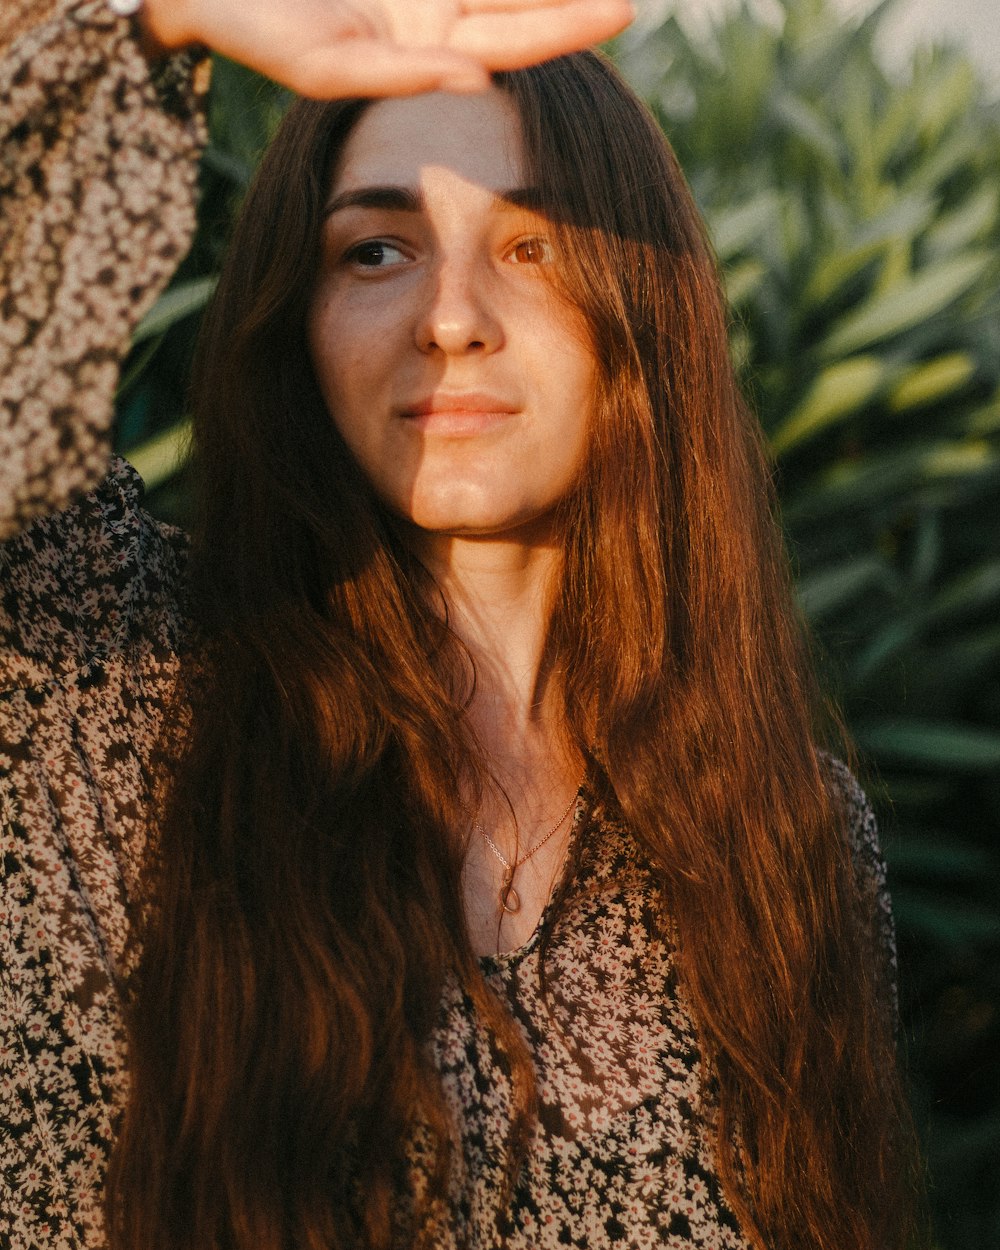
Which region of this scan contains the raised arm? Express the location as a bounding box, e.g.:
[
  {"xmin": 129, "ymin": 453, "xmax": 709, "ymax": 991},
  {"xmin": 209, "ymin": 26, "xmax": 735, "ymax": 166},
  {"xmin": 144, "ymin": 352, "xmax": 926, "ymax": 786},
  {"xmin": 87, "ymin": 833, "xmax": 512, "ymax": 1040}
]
[
  {"xmin": 0, "ymin": 0, "xmax": 632, "ymax": 540},
  {"xmin": 0, "ymin": 0, "xmax": 209, "ymax": 539}
]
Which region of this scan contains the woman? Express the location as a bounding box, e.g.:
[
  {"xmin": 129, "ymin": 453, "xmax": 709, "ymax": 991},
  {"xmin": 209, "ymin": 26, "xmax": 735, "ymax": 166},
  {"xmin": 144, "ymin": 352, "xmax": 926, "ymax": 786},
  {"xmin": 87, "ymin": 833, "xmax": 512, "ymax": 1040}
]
[{"xmin": 0, "ymin": 2, "xmax": 923, "ymax": 1249}]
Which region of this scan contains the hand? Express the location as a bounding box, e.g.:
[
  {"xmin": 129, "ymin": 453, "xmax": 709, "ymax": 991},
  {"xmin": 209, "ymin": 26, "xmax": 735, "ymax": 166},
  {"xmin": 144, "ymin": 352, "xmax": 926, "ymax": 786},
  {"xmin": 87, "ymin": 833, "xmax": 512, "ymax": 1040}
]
[{"xmin": 140, "ymin": 0, "xmax": 635, "ymax": 96}]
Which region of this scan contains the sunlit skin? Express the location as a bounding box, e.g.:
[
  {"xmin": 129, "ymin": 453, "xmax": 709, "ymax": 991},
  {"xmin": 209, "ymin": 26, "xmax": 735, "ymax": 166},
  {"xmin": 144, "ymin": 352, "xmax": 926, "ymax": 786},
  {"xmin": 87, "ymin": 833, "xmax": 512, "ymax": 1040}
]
[
  {"xmin": 307, "ymin": 90, "xmax": 592, "ymax": 951},
  {"xmin": 308, "ymin": 88, "xmax": 595, "ymax": 544},
  {"xmin": 140, "ymin": 0, "xmax": 634, "ymax": 97}
]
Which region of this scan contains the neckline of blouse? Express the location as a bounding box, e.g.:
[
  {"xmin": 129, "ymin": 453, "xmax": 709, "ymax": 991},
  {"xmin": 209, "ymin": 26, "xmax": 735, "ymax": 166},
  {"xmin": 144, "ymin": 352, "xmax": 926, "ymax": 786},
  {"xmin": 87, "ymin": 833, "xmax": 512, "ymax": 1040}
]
[{"xmin": 478, "ymin": 787, "xmax": 591, "ymax": 973}]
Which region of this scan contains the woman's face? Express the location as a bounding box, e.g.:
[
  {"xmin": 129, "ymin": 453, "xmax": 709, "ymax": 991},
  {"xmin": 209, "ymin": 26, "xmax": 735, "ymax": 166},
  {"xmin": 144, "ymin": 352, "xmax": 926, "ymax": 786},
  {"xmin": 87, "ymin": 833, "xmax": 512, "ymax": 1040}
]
[{"xmin": 307, "ymin": 87, "xmax": 596, "ymax": 545}]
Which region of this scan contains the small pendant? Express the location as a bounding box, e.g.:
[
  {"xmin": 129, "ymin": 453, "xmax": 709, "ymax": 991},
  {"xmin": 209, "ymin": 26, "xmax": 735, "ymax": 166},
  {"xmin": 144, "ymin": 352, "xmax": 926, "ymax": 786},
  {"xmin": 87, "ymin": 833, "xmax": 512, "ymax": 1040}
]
[{"xmin": 500, "ymin": 878, "xmax": 521, "ymax": 915}]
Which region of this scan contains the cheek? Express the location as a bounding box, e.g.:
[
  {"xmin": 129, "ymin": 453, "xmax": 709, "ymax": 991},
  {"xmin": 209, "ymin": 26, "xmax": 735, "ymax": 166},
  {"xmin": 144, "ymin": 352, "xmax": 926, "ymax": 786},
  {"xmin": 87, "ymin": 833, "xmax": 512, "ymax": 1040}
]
[
  {"xmin": 538, "ymin": 296, "xmax": 599, "ymax": 410},
  {"xmin": 558, "ymin": 345, "xmax": 598, "ymax": 452},
  {"xmin": 306, "ymin": 294, "xmax": 335, "ymax": 395},
  {"xmin": 308, "ymin": 297, "xmax": 367, "ymax": 419},
  {"xmin": 307, "ymin": 304, "xmax": 404, "ymax": 499}
]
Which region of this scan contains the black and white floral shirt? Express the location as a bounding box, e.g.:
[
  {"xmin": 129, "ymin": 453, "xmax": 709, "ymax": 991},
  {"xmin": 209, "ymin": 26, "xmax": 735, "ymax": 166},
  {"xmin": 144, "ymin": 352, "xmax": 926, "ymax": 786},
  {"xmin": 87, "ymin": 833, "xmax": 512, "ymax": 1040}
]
[{"xmin": 0, "ymin": 6, "xmax": 895, "ymax": 1248}]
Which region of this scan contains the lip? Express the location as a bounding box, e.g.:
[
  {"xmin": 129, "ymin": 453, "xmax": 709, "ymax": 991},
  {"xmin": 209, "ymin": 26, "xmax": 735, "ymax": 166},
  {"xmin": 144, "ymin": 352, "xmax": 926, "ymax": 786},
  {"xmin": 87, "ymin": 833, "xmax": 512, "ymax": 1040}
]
[
  {"xmin": 403, "ymin": 392, "xmax": 519, "ymax": 417},
  {"xmin": 400, "ymin": 392, "xmax": 520, "ymax": 435}
]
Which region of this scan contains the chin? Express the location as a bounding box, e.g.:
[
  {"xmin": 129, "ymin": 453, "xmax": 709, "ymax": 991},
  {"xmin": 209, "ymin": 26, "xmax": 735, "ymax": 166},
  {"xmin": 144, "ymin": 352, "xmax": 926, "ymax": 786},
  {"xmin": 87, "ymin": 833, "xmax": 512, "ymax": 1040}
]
[
  {"xmin": 409, "ymin": 508, "xmax": 563, "ymax": 549},
  {"xmin": 395, "ymin": 490, "xmax": 516, "ymax": 536}
]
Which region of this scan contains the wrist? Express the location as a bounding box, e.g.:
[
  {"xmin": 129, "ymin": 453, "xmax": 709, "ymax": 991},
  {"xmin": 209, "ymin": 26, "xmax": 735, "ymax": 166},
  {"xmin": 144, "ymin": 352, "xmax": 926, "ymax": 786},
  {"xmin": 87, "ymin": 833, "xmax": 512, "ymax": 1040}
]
[{"xmin": 130, "ymin": 0, "xmax": 201, "ymax": 54}]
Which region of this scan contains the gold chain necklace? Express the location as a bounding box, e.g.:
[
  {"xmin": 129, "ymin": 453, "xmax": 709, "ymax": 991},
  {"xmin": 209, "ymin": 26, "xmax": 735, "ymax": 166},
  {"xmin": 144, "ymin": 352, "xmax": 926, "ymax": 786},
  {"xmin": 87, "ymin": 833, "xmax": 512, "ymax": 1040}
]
[{"xmin": 475, "ymin": 782, "xmax": 581, "ymax": 916}]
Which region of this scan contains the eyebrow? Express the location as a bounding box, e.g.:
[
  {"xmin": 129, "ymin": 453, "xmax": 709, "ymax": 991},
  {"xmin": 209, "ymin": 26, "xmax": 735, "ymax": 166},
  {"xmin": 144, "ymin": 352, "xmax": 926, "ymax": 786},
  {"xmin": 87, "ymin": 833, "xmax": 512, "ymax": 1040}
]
[{"xmin": 323, "ymin": 185, "xmax": 545, "ymax": 218}]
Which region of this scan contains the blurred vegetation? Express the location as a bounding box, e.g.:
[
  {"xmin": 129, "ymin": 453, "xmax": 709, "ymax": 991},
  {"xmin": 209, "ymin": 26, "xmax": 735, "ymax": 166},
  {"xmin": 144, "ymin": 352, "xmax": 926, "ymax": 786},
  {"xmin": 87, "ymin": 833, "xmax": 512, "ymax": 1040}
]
[
  {"xmin": 114, "ymin": 56, "xmax": 290, "ymax": 522},
  {"xmin": 613, "ymin": 2, "xmax": 1000, "ymax": 1242},
  {"xmin": 113, "ymin": 0, "xmax": 1000, "ymax": 1243}
]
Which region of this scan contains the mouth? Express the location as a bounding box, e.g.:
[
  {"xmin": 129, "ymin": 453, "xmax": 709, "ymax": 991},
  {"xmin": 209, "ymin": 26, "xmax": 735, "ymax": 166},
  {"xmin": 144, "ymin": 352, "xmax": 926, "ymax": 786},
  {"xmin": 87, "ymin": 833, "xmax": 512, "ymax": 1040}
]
[{"xmin": 400, "ymin": 392, "xmax": 520, "ymax": 435}]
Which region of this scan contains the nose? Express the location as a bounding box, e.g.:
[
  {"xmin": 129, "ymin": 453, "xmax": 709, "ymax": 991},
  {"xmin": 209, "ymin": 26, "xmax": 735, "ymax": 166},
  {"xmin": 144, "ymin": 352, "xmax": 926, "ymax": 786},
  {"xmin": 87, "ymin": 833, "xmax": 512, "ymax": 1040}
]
[{"xmin": 415, "ymin": 253, "xmax": 504, "ymax": 356}]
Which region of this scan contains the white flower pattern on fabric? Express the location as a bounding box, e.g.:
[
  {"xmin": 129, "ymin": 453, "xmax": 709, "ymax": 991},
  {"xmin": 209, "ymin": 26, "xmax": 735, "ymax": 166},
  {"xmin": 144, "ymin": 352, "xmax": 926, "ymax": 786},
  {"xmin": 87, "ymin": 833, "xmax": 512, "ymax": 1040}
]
[
  {"xmin": 0, "ymin": 7, "xmax": 897, "ymax": 1247},
  {"xmin": 0, "ymin": 462, "xmax": 897, "ymax": 1250}
]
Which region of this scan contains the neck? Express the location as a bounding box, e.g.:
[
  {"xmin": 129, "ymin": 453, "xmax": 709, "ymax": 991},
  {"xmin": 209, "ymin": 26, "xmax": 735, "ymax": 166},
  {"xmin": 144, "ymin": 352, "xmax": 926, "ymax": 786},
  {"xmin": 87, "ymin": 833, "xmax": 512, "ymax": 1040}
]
[
  {"xmin": 409, "ymin": 528, "xmax": 584, "ymax": 955},
  {"xmin": 408, "ymin": 528, "xmax": 578, "ymax": 805}
]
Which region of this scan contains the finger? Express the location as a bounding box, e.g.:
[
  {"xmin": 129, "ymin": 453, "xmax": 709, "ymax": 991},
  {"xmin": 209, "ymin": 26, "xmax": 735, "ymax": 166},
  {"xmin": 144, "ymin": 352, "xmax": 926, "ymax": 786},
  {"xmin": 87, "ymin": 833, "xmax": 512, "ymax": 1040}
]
[
  {"xmin": 287, "ymin": 41, "xmax": 491, "ymax": 98},
  {"xmin": 451, "ymin": 0, "xmax": 634, "ymax": 66},
  {"xmin": 459, "ymin": 0, "xmax": 629, "ymax": 12}
]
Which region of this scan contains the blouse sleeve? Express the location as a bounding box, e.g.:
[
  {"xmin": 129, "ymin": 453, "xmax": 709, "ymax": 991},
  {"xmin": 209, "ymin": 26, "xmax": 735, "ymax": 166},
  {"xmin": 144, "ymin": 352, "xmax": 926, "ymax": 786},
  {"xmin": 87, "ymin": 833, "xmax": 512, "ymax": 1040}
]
[{"xmin": 0, "ymin": 0, "xmax": 209, "ymax": 540}]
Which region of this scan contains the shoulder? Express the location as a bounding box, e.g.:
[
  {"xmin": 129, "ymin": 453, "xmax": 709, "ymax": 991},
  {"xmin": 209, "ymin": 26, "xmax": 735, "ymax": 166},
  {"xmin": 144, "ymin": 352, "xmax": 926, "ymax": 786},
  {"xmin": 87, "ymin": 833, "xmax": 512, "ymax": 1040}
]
[
  {"xmin": 0, "ymin": 457, "xmax": 190, "ymax": 690},
  {"xmin": 819, "ymin": 752, "xmax": 886, "ymax": 893},
  {"xmin": 820, "ymin": 751, "xmax": 898, "ymax": 1014}
]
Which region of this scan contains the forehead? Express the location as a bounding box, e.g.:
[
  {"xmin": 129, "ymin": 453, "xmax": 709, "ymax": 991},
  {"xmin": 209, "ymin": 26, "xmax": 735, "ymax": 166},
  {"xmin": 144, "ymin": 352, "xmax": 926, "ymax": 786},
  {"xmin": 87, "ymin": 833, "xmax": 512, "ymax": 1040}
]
[{"xmin": 333, "ymin": 88, "xmax": 526, "ymax": 194}]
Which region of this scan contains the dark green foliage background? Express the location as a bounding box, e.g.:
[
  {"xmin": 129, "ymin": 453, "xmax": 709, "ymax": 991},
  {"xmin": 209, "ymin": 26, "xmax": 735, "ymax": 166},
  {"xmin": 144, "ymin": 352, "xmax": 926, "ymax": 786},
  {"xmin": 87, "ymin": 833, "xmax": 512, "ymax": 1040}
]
[{"xmin": 114, "ymin": 0, "xmax": 1000, "ymax": 1241}]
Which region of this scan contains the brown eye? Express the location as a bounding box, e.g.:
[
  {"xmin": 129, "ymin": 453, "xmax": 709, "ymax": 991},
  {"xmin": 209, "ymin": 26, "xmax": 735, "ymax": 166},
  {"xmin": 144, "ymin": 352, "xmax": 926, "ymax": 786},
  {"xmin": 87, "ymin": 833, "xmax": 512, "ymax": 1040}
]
[
  {"xmin": 508, "ymin": 237, "xmax": 554, "ymax": 265},
  {"xmin": 345, "ymin": 240, "xmax": 407, "ymax": 268}
]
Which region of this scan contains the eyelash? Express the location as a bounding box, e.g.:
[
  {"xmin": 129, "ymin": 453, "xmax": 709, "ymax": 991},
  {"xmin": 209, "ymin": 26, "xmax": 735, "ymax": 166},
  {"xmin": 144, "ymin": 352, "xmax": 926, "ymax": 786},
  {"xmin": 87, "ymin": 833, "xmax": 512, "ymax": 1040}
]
[
  {"xmin": 343, "ymin": 240, "xmax": 409, "ymax": 268},
  {"xmin": 339, "ymin": 234, "xmax": 555, "ymax": 270}
]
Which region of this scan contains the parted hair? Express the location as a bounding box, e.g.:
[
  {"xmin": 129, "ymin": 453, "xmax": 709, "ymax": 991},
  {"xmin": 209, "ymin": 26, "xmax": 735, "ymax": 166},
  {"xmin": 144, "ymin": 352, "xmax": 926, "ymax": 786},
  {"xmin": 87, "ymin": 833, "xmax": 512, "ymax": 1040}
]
[{"xmin": 106, "ymin": 51, "xmax": 925, "ymax": 1250}]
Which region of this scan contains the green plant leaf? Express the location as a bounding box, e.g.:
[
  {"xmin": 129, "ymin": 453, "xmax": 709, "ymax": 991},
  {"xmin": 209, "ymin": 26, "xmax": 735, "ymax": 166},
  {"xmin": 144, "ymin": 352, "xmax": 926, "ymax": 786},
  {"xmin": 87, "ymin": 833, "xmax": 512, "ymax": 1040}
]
[
  {"xmin": 925, "ymin": 563, "xmax": 1000, "ymax": 627},
  {"xmin": 851, "ymin": 616, "xmax": 924, "ymax": 681},
  {"xmin": 803, "ymin": 192, "xmax": 937, "ymax": 305},
  {"xmin": 965, "ymin": 396, "xmax": 1000, "ymax": 436},
  {"xmin": 769, "ymin": 89, "xmax": 847, "ymax": 167},
  {"xmin": 887, "ymin": 837, "xmax": 998, "ymax": 881},
  {"xmin": 722, "ymin": 259, "xmax": 767, "ymax": 305},
  {"xmin": 892, "ymin": 891, "xmax": 1000, "ymax": 947},
  {"xmin": 888, "ymin": 353, "xmax": 977, "ymax": 413},
  {"xmin": 129, "ymin": 420, "xmax": 193, "ymax": 493},
  {"xmin": 820, "ymin": 251, "xmax": 994, "ymax": 358},
  {"xmin": 796, "ymin": 553, "xmax": 891, "ymax": 621},
  {"xmin": 132, "ymin": 277, "xmax": 218, "ymax": 345},
  {"xmin": 924, "ymin": 183, "xmax": 1000, "ymax": 259},
  {"xmin": 771, "ymin": 356, "xmax": 890, "ymax": 452},
  {"xmin": 708, "ymin": 191, "xmax": 784, "ymax": 260},
  {"xmin": 855, "ymin": 718, "xmax": 1000, "ymax": 772}
]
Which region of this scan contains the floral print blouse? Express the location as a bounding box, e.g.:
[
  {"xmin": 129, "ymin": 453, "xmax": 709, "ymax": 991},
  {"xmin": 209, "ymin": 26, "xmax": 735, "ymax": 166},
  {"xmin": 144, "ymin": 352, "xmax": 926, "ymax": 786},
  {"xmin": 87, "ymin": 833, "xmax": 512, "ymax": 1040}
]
[{"xmin": 0, "ymin": 5, "xmax": 896, "ymax": 1248}]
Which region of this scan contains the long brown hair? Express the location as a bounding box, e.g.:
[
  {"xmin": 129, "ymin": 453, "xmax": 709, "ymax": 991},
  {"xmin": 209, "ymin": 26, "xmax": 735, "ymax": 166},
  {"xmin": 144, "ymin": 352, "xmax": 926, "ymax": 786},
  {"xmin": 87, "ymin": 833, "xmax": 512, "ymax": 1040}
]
[{"xmin": 107, "ymin": 52, "xmax": 924, "ymax": 1250}]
